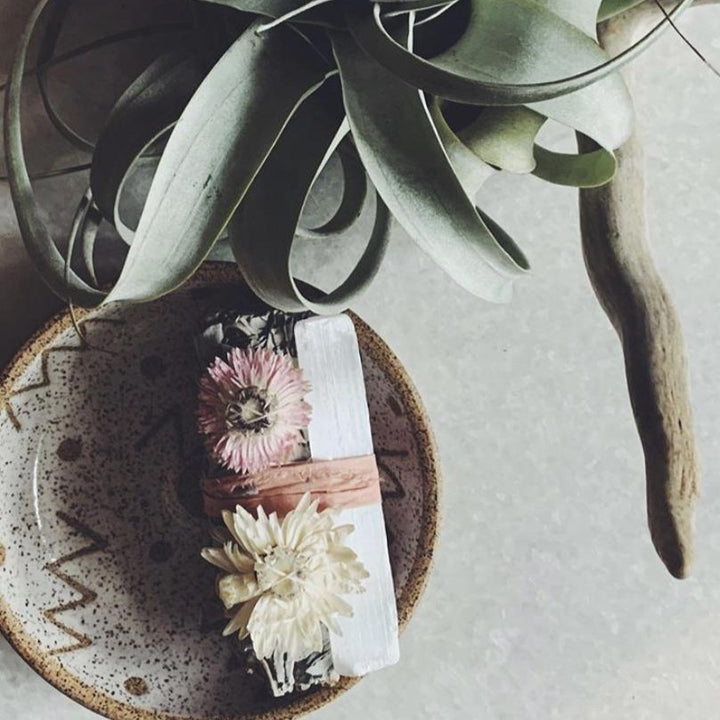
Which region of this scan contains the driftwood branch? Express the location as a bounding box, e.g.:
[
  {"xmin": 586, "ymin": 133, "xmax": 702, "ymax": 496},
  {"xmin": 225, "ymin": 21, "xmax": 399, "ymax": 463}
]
[{"xmin": 578, "ymin": 8, "xmax": 708, "ymax": 578}]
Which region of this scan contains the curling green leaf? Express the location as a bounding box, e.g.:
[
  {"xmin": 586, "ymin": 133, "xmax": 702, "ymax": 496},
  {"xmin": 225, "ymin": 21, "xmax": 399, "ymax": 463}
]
[
  {"xmin": 427, "ymin": 1, "xmax": 620, "ymax": 185},
  {"xmin": 3, "ymin": 0, "xmax": 104, "ymax": 304},
  {"xmin": 200, "ymin": 0, "xmax": 311, "ymax": 13},
  {"xmin": 36, "ymin": 0, "xmax": 95, "ymax": 152},
  {"xmin": 382, "ymin": 0, "xmax": 459, "ymax": 14},
  {"xmin": 65, "ymin": 188, "xmax": 94, "ymax": 285},
  {"xmin": 457, "ymin": 106, "xmax": 546, "ymax": 174},
  {"xmin": 105, "ymin": 20, "xmax": 331, "ymax": 304},
  {"xmin": 532, "ymin": 143, "xmax": 616, "ymax": 187},
  {"xmin": 91, "ymin": 47, "xmax": 206, "ymax": 242},
  {"xmin": 535, "ymin": 0, "xmax": 603, "ymax": 37},
  {"xmin": 299, "ymin": 138, "xmax": 369, "ymax": 237},
  {"xmin": 392, "ymin": 0, "xmax": 627, "ymax": 191},
  {"xmin": 332, "ymin": 30, "xmax": 529, "ymax": 303},
  {"xmin": 345, "ymin": 0, "xmax": 693, "ymax": 107},
  {"xmin": 428, "ymin": 99, "xmax": 495, "ymax": 198},
  {"xmin": 427, "ymin": 102, "xmax": 530, "ymax": 286},
  {"xmin": 518, "ymin": 3, "xmax": 632, "ymax": 151},
  {"xmin": 0, "ymin": 23, "xmax": 192, "ymax": 95},
  {"xmin": 199, "ymin": 0, "xmax": 342, "ymax": 27},
  {"xmin": 432, "ymin": 102, "xmax": 617, "ymax": 188},
  {"xmin": 230, "ymin": 79, "xmax": 390, "ymax": 313},
  {"xmin": 80, "ymin": 198, "xmax": 103, "ymax": 287},
  {"xmin": 598, "ymin": 0, "xmax": 647, "ymax": 22}
]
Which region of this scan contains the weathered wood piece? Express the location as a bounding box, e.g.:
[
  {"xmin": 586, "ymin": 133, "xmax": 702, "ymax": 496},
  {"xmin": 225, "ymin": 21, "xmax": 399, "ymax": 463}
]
[{"xmin": 577, "ymin": 14, "xmax": 700, "ymax": 578}]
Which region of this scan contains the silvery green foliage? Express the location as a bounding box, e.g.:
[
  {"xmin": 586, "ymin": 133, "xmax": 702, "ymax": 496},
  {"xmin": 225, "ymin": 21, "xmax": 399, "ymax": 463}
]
[{"xmin": 2, "ymin": 0, "xmax": 693, "ymax": 311}]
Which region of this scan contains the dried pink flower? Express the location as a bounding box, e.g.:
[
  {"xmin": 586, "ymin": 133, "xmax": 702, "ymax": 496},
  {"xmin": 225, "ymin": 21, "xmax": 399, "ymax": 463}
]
[{"xmin": 198, "ymin": 347, "xmax": 311, "ymax": 474}]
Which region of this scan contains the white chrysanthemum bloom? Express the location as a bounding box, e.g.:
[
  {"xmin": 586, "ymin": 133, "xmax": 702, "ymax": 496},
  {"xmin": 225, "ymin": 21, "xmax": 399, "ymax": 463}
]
[{"xmin": 201, "ymin": 493, "xmax": 369, "ymax": 662}]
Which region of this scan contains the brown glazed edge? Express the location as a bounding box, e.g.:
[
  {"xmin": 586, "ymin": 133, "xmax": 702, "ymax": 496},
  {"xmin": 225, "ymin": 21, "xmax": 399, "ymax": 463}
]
[{"xmin": 0, "ymin": 262, "xmax": 441, "ymax": 720}]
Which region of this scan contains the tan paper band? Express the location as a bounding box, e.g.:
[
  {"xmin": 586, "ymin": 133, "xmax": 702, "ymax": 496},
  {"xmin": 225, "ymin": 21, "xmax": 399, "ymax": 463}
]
[{"xmin": 202, "ymin": 454, "xmax": 382, "ymax": 517}]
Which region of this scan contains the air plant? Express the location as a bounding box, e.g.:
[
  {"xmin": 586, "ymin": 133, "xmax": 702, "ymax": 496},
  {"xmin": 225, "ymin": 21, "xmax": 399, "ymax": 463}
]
[
  {"xmin": 4, "ymin": 0, "xmax": 690, "ymax": 310},
  {"xmin": 0, "ymin": 0, "xmax": 709, "ymax": 577}
]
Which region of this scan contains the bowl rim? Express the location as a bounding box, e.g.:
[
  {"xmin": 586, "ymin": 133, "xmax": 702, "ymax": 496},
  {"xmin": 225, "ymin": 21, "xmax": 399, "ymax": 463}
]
[{"xmin": 0, "ymin": 262, "xmax": 441, "ymax": 720}]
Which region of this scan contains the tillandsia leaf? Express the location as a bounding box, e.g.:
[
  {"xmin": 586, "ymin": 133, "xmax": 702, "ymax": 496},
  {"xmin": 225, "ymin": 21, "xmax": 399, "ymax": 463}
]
[
  {"xmin": 504, "ymin": 0, "xmax": 618, "ymax": 184},
  {"xmin": 66, "ymin": 188, "xmax": 94, "ymax": 285},
  {"xmin": 456, "ymin": 106, "xmax": 546, "ymax": 174},
  {"xmin": 409, "ymin": 0, "xmax": 636, "ymax": 150},
  {"xmin": 104, "ymin": 20, "xmax": 332, "ymax": 305},
  {"xmin": 332, "ymin": 30, "xmax": 529, "ymax": 303},
  {"xmin": 199, "ymin": 0, "xmax": 343, "ymax": 28},
  {"xmin": 36, "ymin": 0, "xmax": 95, "ymax": 153},
  {"xmin": 61, "ymin": 187, "xmax": 103, "ymax": 289},
  {"xmin": 427, "ymin": 99, "xmax": 495, "ymax": 198},
  {"xmin": 413, "ymin": 1, "xmax": 463, "ymax": 27},
  {"xmin": 598, "ymin": 0, "xmax": 647, "ymax": 21},
  {"xmin": 417, "ymin": 0, "xmax": 625, "ymax": 187},
  {"xmin": 230, "ymin": 78, "xmax": 391, "ymax": 313},
  {"xmin": 431, "ymin": 102, "xmax": 618, "ymax": 189},
  {"xmin": 0, "ymin": 23, "xmax": 193, "ymax": 94},
  {"xmin": 428, "ymin": 100, "xmax": 530, "ymax": 255},
  {"xmin": 382, "ymin": 0, "xmax": 458, "ymax": 14},
  {"xmin": 199, "ymin": 0, "xmax": 315, "ymax": 13},
  {"xmin": 298, "ymin": 138, "xmax": 369, "ymax": 237},
  {"xmin": 533, "ymin": 143, "xmax": 617, "ymax": 187},
  {"xmin": 518, "ymin": 2, "xmax": 632, "ymax": 152},
  {"xmin": 428, "ymin": 104, "xmax": 531, "ymax": 283},
  {"xmin": 345, "ymin": 0, "xmax": 694, "ymax": 106},
  {"xmin": 0, "ymin": 163, "xmax": 92, "ymax": 182},
  {"xmin": 3, "ymin": 0, "xmax": 105, "ymax": 305},
  {"xmin": 80, "ymin": 199, "xmax": 103, "ymax": 287},
  {"xmin": 90, "ymin": 47, "xmax": 207, "ymax": 242},
  {"xmin": 535, "ymin": 0, "xmax": 604, "ymax": 37}
]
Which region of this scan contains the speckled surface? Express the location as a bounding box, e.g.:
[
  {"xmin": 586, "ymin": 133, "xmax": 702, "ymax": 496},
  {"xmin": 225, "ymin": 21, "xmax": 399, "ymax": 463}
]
[
  {"xmin": 4, "ymin": 2, "xmax": 720, "ymax": 720},
  {"xmin": 0, "ymin": 269, "xmax": 438, "ymax": 720}
]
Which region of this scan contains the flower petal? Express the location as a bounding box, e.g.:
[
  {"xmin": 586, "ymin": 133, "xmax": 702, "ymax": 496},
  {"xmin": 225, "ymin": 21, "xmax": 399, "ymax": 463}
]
[
  {"xmin": 200, "ymin": 546, "xmax": 236, "ymax": 574},
  {"xmin": 218, "ymin": 573, "xmax": 261, "ymax": 608},
  {"xmin": 222, "ymin": 596, "xmax": 259, "ymax": 639},
  {"xmin": 225, "ymin": 542, "xmax": 255, "ymax": 573},
  {"xmin": 210, "ymin": 488, "xmax": 369, "ymax": 663},
  {"xmin": 198, "ymin": 347, "xmax": 311, "ymax": 474}
]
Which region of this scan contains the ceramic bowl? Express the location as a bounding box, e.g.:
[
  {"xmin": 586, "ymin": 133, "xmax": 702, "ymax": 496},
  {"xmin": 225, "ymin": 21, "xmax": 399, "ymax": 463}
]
[{"xmin": 0, "ymin": 264, "xmax": 439, "ymax": 720}]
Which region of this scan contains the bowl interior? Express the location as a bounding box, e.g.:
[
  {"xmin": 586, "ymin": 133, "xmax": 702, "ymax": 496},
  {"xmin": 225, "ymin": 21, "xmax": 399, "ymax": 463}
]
[{"xmin": 0, "ymin": 271, "xmax": 438, "ymax": 720}]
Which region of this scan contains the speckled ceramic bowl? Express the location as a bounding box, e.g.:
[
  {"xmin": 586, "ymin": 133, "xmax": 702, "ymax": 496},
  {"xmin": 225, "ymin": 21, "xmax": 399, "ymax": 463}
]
[{"xmin": 0, "ymin": 264, "xmax": 439, "ymax": 720}]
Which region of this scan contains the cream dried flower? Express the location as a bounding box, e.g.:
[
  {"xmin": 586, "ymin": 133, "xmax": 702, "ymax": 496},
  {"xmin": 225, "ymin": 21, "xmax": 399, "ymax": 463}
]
[{"xmin": 201, "ymin": 493, "xmax": 369, "ymax": 662}]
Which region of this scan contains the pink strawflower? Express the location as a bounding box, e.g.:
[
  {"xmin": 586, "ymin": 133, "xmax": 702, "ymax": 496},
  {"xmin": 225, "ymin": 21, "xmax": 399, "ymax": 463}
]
[{"xmin": 198, "ymin": 347, "xmax": 311, "ymax": 474}]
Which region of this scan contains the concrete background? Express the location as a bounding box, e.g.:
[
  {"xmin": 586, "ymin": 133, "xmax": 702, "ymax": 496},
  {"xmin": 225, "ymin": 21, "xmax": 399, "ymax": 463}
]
[{"xmin": 2, "ymin": 2, "xmax": 720, "ymax": 718}]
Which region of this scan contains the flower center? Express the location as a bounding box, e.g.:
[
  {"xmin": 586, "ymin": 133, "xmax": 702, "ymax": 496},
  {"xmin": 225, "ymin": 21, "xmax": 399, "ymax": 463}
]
[
  {"xmin": 255, "ymin": 548, "xmax": 309, "ymax": 599},
  {"xmin": 225, "ymin": 386, "xmax": 273, "ymax": 435}
]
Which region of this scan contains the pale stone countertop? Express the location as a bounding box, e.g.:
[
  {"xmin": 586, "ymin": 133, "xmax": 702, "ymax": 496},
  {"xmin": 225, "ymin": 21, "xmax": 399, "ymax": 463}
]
[{"xmin": 2, "ymin": 3, "xmax": 720, "ymax": 719}]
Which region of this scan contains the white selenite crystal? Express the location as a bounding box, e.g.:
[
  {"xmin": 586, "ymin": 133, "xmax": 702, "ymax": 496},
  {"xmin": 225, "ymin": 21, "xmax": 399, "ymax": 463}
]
[{"xmin": 295, "ymin": 315, "xmax": 400, "ymax": 676}]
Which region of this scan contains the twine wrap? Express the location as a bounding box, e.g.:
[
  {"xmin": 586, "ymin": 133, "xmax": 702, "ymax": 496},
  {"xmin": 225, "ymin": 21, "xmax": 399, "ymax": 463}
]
[{"xmin": 202, "ymin": 454, "xmax": 382, "ymax": 517}]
